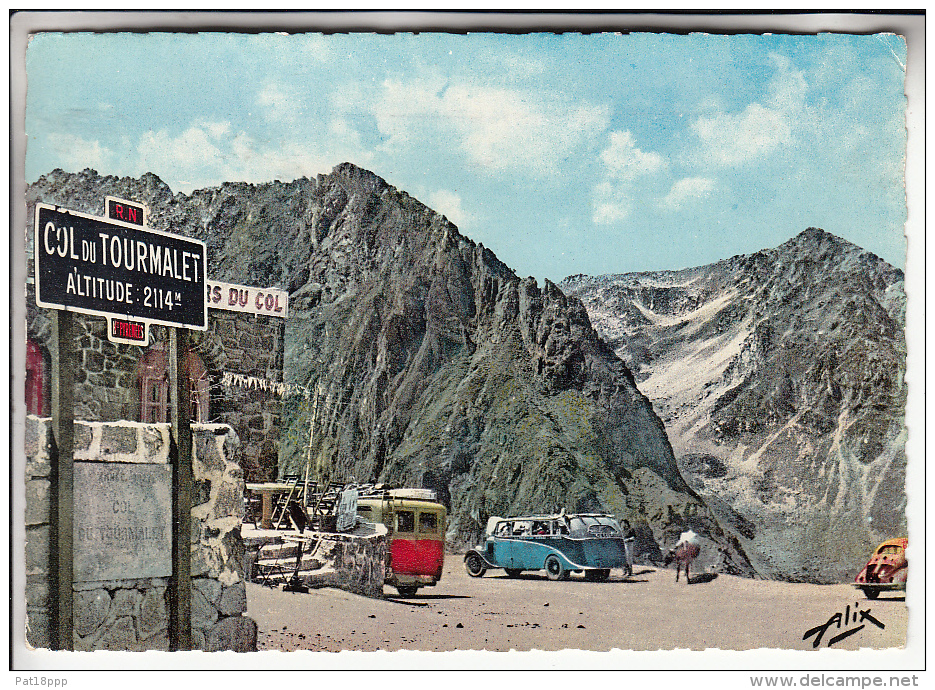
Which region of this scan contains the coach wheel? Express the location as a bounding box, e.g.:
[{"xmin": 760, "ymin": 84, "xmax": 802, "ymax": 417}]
[
  {"xmin": 545, "ymin": 555, "xmax": 565, "ymax": 581},
  {"xmin": 465, "ymin": 553, "xmax": 487, "ymax": 578}
]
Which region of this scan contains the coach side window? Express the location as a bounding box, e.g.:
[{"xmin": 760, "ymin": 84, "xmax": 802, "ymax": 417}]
[
  {"xmin": 419, "ymin": 511, "xmax": 438, "ymax": 534},
  {"xmin": 397, "ymin": 510, "xmax": 415, "ymax": 533}
]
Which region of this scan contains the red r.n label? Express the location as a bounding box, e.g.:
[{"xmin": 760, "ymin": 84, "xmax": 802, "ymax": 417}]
[{"xmin": 108, "ymin": 200, "xmax": 144, "ymax": 226}]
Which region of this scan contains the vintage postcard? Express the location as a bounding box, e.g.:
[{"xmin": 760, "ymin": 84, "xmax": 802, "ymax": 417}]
[{"xmin": 9, "ymin": 10, "xmax": 925, "ymax": 682}]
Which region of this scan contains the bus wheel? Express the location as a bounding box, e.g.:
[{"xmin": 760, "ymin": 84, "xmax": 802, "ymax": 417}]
[
  {"xmin": 465, "ymin": 553, "xmax": 487, "ymax": 578},
  {"xmin": 863, "ymin": 588, "xmax": 880, "ymax": 600},
  {"xmin": 545, "ymin": 555, "xmax": 565, "ymax": 581},
  {"xmin": 396, "ymin": 585, "xmax": 418, "ymax": 597},
  {"xmin": 505, "ymin": 568, "xmax": 523, "ymax": 578}
]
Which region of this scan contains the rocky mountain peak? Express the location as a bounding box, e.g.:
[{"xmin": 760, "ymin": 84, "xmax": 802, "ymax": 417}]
[
  {"xmin": 562, "ymin": 229, "xmax": 906, "ymax": 583},
  {"xmin": 330, "ymin": 161, "xmax": 391, "ymax": 197},
  {"xmin": 789, "ymin": 225, "xmax": 842, "ymax": 249}
]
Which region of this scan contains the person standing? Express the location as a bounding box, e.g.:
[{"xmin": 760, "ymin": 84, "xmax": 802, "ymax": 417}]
[{"xmin": 622, "ymin": 519, "xmax": 636, "ymax": 577}]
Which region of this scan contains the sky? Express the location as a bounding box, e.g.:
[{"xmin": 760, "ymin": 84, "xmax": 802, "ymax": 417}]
[{"xmin": 24, "ymin": 30, "xmax": 909, "ymax": 283}]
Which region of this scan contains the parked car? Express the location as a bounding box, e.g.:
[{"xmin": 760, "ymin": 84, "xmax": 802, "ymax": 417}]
[
  {"xmin": 463, "ymin": 513, "xmax": 628, "ymax": 582},
  {"xmin": 854, "ymin": 537, "xmax": 907, "ymax": 599}
]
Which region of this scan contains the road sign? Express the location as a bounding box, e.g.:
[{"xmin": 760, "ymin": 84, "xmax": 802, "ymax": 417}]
[
  {"xmin": 34, "ymin": 204, "xmax": 207, "ymax": 330},
  {"xmin": 206, "ymin": 279, "xmax": 289, "ymax": 318},
  {"xmin": 107, "ymin": 316, "xmax": 150, "ymax": 345},
  {"xmin": 106, "ymin": 195, "xmax": 147, "ymax": 227}
]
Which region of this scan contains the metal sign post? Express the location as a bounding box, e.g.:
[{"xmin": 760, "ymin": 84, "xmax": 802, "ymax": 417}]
[
  {"xmin": 168, "ymin": 327, "xmax": 192, "ymax": 651},
  {"xmin": 50, "ymin": 310, "xmax": 74, "ymax": 651}
]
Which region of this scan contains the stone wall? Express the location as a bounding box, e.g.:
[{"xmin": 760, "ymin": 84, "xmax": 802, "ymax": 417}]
[
  {"xmin": 26, "ymin": 286, "xmax": 286, "ymax": 481},
  {"xmin": 313, "ymin": 528, "xmax": 388, "ymax": 597},
  {"xmin": 204, "ymin": 309, "xmax": 285, "ymax": 482},
  {"xmin": 245, "ymin": 523, "xmax": 388, "ymax": 599},
  {"xmin": 25, "ymin": 416, "xmax": 257, "ymax": 652},
  {"xmin": 26, "ymin": 294, "xmax": 143, "ymax": 422}
]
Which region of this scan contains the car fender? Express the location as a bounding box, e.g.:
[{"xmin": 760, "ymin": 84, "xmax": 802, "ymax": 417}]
[
  {"xmin": 464, "ymin": 548, "xmax": 497, "ymax": 569},
  {"xmin": 543, "ymin": 547, "xmax": 581, "ymax": 572}
]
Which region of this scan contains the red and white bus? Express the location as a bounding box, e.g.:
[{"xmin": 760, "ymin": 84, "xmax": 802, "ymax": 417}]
[{"xmin": 356, "ymin": 489, "xmax": 446, "ymax": 597}]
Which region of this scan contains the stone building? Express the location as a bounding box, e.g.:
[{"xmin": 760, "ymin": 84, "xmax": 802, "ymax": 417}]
[{"xmin": 25, "ymin": 282, "xmax": 286, "ymax": 482}]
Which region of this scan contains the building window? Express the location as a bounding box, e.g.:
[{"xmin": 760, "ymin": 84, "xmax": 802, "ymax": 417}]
[
  {"xmin": 25, "ymin": 339, "xmax": 49, "ymax": 416},
  {"xmin": 138, "ymin": 342, "xmax": 210, "ymax": 423}
]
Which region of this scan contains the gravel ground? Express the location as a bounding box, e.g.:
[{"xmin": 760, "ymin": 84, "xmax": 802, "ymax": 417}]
[{"xmin": 246, "ymin": 558, "xmax": 907, "ymax": 653}]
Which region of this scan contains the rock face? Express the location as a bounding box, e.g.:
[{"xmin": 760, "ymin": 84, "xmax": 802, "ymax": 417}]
[
  {"xmin": 562, "ymin": 229, "xmax": 907, "ymax": 583},
  {"xmin": 25, "ymin": 164, "xmax": 753, "ymax": 573}
]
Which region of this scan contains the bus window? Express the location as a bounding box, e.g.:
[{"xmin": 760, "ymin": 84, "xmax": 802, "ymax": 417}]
[
  {"xmin": 397, "ymin": 510, "xmax": 415, "ymax": 533},
  {"xmin": 594, "ymin": 516, "xmax": 621, "ymax": 534},
  {"xmin": 419, "ymin": 512, "xmax": 438, "ymax": 533}
]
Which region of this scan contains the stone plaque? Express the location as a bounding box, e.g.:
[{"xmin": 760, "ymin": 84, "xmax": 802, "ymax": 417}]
[
  {"xmin": 74, "ymin": 461, "xmax": 173, "ymax": 581},
  {"xmin": 336, "ymin": 487, "xmax": 358, "ymax": 532}
]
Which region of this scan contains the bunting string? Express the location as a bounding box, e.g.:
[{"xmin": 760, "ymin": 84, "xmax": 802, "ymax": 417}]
[{"xmin": 221, "ymin": 371, "xmax": 311, "ymax": 399}]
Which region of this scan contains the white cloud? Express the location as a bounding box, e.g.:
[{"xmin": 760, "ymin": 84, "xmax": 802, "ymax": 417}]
[
  {"xmin": 327, "ymin": 117, "xmax": 366, "ymax": 153},
  {"xmin": 592, "ymin": 180, "xmax": 633, "ymax": 225},
  {"xmin": 301, "ymin": 34, "xmax": 332, "ymax": 62},
  {"xmin": 600, "ymin": 130, "xmax": 666, "ymax": 181},
  {"xmin": 592, "ymin": 130, "xmax": 666, "ymax": 224},
  {"xmin": 202, "ymin": 121, "xmax": 232, "ymax": 139},
  {"xmin": 766, "ymin": 53, "xmax": 808, "ymax": 113},
  {"xmin": 229, "ymin": 131, "xmax": 265, "ymax": 172},
  {"xmin": 691, "ymin": 103, "xmax": 792, "ymax": 167},
  {"xmin": 257, "ymin": 83, "xmax": 291, "ymax": 110},
  {"xmin": 660, "ymin": 176, "xmax": 716, "ymax": 210},
  {"xmin": 426, "ymin": 189, "xmax": 475, "ymax": 229},
  {"xmin": 374, "ymin": 78, "xmax": 609, "ymax": 177},
  {"xmin": 257, "ymin": 82, "xmax": 304, "ymax": 124},
  {"xmin": 131, "ymin": 122, "xmax": 343, "ymax": 192},
  {"xmin": 137, "ymin": 125, "xmax": 227, "ymax": 185},
  {"xmin": 690, "ymin": 53, "xmax": 805, "ymax": 167},
  {"xmin": 372, "ymin": 79, "xmax": 438, "ymax": 151},
  {"xmin": 45, "ymin": 133, "xmax": 112, "ymax": 172}
]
